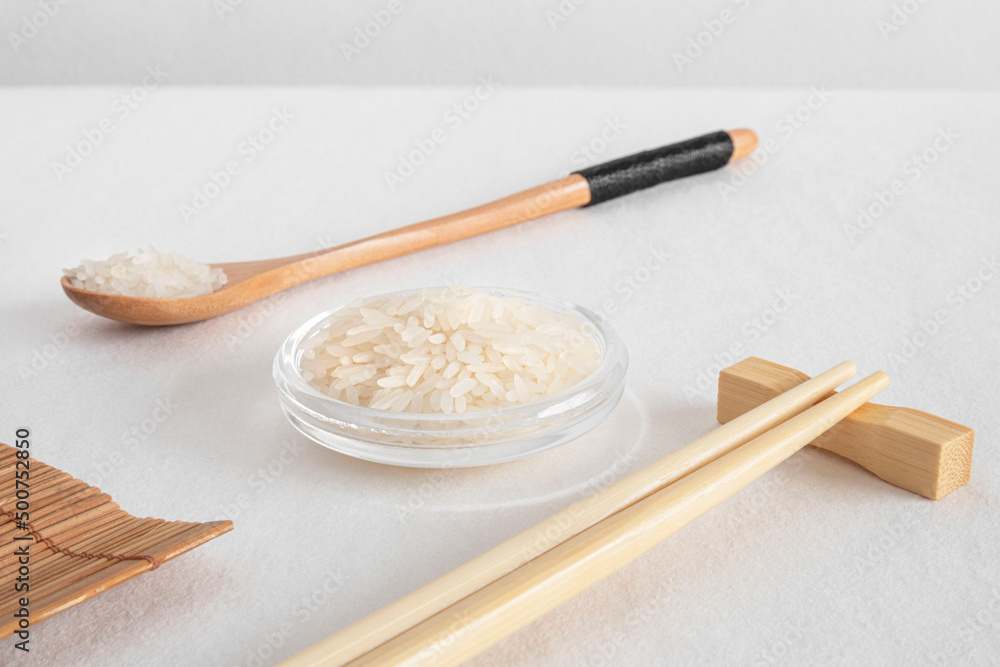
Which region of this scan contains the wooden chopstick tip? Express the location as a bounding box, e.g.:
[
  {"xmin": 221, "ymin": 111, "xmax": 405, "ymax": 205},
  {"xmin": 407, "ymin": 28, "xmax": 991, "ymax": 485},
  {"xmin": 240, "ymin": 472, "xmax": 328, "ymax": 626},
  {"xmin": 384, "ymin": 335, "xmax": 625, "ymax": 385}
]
[
  {"xmin": 806, "ymin": 370, "xmax": 890, "ymax": 432},
  {"xmin": 727, "ymin": 128, "xmax": 758, "ymax": 162},
  {"xmin": 836, "ymin": 370, "xmax": 890, "ymax": 402},
  {"xmin": 855, "ymin": 370, "xmax": 890, "ymax": 396},
  {"xmin": 822, "ymin": 360, "xmax": 857, "ymax": 384}
]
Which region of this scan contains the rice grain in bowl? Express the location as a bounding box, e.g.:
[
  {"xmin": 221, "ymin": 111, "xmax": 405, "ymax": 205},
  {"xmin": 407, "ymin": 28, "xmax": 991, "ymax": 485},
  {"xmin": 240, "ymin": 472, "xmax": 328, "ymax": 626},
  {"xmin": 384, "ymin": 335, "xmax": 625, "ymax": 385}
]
[{"xmin": 273, "ymin": 287, "xmax": 628, "ymax": 468}]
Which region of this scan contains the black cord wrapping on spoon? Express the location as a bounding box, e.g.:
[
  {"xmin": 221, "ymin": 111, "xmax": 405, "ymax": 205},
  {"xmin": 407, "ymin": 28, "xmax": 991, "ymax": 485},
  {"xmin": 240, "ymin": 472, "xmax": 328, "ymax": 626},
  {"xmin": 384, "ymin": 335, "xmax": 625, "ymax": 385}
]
[{"xmin": 575, "ymin": 130, "xmax": 734, "ymax": 206}]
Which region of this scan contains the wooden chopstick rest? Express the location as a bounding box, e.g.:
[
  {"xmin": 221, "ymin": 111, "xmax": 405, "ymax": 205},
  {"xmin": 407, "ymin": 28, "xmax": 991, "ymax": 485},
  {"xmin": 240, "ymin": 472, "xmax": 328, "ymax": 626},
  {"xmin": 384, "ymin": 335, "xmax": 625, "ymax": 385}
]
[{"xmin": 717, "ymin": 357, "xmax": 974, "ymax": 500}]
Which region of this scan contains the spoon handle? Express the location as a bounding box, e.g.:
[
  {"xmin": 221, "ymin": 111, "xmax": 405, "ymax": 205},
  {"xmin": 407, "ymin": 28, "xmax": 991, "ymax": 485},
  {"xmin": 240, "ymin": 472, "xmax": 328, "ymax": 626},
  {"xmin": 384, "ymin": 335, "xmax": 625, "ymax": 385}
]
[
  {"xmin": 293, "ymin": 129, "xmax": 754, "ymax": 283},
  {"xmin": 295, "ymin": 174, "xmax": 592, "ymax": 281}
]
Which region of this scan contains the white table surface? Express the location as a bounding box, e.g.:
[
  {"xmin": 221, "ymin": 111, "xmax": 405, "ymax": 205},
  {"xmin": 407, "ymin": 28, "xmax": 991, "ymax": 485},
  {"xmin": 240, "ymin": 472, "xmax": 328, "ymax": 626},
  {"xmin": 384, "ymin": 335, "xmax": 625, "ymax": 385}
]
[{"xmin": 1, "ymin": 87, "xmax": 998, "ymax": 666}]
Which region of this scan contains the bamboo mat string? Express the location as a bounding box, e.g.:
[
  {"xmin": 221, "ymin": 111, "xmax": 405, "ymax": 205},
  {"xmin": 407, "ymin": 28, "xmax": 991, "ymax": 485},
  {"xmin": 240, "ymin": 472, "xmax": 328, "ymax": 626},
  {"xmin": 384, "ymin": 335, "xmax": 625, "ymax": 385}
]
[{"xmin": 1, "ymin": 504, "xmax": 161, "ymax": 568}]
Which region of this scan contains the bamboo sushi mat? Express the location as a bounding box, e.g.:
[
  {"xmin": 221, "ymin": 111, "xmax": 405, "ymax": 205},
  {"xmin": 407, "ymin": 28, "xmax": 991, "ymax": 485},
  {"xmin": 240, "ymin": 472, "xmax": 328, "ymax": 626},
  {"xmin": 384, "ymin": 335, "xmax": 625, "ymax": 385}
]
[{"xmin": 0, "ymin": 443, "xmax": 232, "ymax": 638}]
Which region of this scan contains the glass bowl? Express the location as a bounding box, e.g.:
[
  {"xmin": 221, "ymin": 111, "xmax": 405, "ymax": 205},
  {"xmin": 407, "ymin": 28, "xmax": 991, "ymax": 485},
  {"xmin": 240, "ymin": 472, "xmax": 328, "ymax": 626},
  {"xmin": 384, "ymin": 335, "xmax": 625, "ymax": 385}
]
[{"xmin": 273, "ymin": 287, "xmax": 628, "ymax": 468}]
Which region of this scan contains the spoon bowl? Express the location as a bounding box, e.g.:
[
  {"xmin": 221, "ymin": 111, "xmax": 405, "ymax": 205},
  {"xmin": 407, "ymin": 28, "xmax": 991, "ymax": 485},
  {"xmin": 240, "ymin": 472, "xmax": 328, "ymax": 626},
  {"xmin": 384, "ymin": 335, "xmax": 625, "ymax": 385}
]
[{"xmin": 61, "ymin": 251, "xmax": 322, "ymax": 325}]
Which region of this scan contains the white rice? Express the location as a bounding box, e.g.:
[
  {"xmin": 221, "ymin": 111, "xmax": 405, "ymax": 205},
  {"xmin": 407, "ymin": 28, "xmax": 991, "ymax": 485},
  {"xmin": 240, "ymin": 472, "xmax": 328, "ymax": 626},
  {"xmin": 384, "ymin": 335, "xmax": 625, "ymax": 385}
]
[
  {"xmin": 63, "ymin": 247, "xmax": 227, "ymax": 298},
  {"xmin": 299, "ymin": 287, "xmax": 601, "ymax": 414}
]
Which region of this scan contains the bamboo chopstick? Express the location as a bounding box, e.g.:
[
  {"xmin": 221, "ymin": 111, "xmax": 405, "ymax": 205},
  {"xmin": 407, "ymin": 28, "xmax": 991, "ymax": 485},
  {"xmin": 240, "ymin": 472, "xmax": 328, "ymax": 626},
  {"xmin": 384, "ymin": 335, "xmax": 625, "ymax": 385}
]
[
  {"xmin": 350, "ymin": 371, "xmax": 889, "ymax": 666},
  {"xmin": 283, "ymin": 361, "xmax": 857, "ymax": 666}
]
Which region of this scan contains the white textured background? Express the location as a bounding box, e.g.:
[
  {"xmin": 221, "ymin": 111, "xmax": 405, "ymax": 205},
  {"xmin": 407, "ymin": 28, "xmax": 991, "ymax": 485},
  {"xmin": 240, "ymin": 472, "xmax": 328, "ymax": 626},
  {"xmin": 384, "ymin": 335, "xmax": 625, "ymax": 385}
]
[
  {"xmin": 1, "ymin": 86, "xmax": 998, "ymax": 666},
  {"xmin": 2, "ymin": 2, "xmax": 999, "ymax": 665},
  {"xmin": 1, "ymin": 0, "xmax": 999, "ymax": 87}
]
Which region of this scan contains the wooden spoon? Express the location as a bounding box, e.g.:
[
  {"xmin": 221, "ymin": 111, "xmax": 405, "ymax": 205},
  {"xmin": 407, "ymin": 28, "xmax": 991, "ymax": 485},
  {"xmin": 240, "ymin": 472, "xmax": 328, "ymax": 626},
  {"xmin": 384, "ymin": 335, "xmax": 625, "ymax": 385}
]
[{"xmin": 62, "ymin": 129, "xmax": 757, "ymax": 325}]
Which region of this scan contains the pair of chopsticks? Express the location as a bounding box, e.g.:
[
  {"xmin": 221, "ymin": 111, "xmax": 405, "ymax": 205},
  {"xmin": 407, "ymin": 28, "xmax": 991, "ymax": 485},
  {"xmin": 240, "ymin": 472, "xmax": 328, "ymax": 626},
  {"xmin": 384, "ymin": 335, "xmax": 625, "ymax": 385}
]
[{"xmin": 283, "ymin": 361, "xmax": 887, "ymax": 666}]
